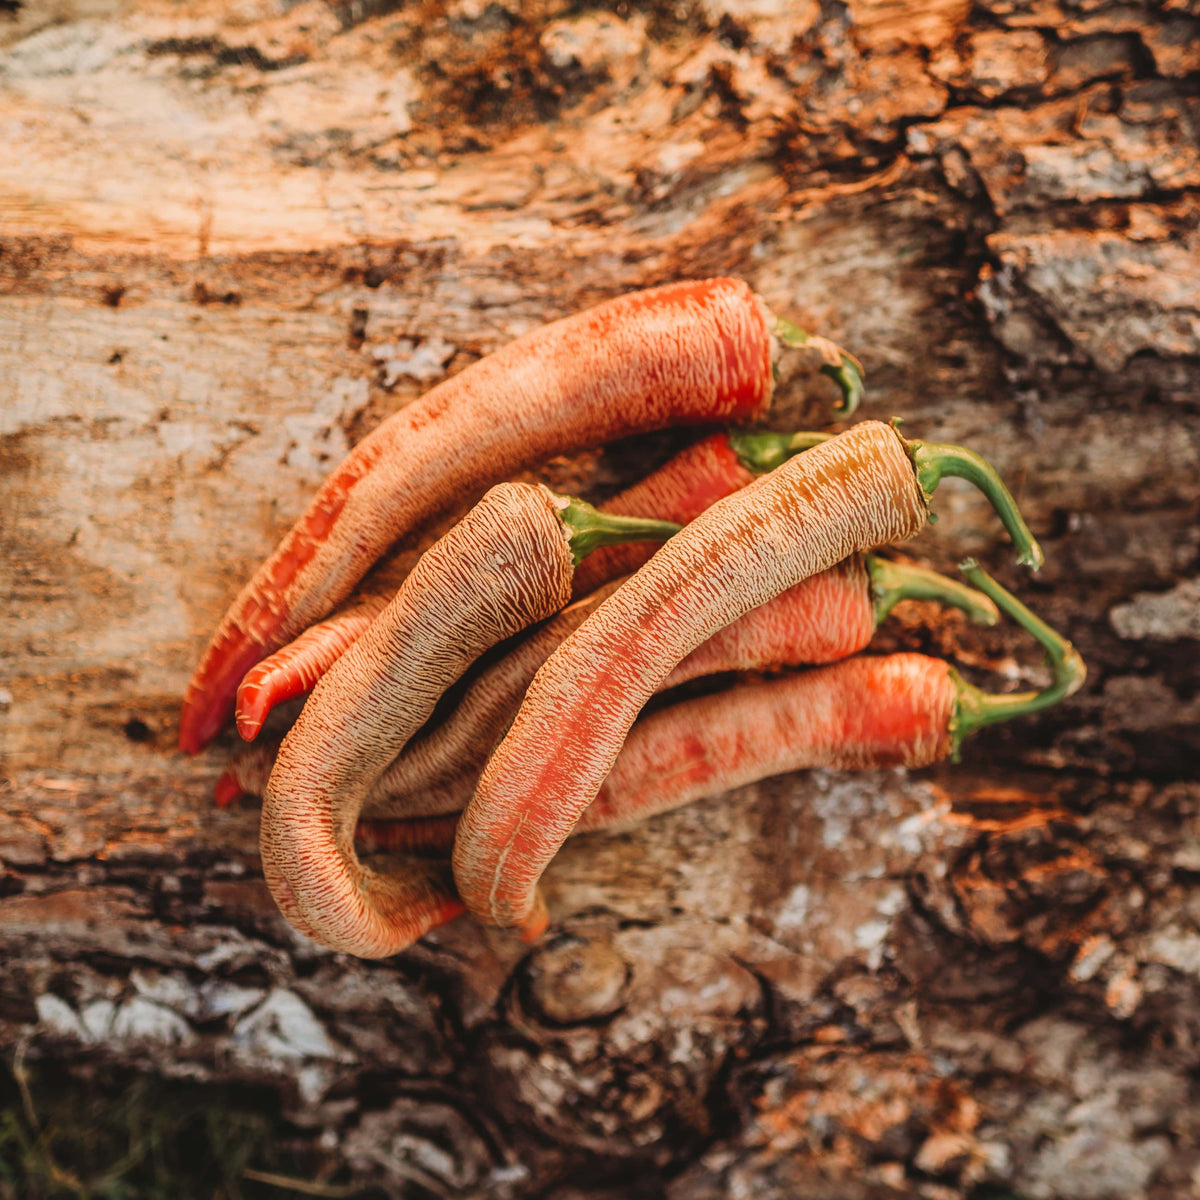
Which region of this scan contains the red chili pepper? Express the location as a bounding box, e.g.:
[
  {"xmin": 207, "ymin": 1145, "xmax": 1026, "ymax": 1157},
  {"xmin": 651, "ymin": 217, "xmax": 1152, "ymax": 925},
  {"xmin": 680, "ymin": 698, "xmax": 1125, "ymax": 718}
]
[
  {"xmin": 662, "ymin": 553, "xmax": 997, "ymax": 690},
  {"xmin": 356, "ymin": 564, "xmax": 1083, "ymax": 932},
  {"xmin": 259, "ymin": 482, "xmax": 679, "ymax": 955},
  {"xmin": 451, "ymin": 420, "xmax": 1044, "ymax": 936},
  {"xmin": 180, "ymin": 279, "xmax": 863, "ymax": 754}
]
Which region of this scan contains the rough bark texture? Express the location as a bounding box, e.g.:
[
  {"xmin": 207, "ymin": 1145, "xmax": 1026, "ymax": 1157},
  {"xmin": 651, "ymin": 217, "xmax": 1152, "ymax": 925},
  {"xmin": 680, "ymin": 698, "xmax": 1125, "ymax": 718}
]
[{"xmin": 2, "ymin": 0, "xmax": 1199, "ymax": 1196}]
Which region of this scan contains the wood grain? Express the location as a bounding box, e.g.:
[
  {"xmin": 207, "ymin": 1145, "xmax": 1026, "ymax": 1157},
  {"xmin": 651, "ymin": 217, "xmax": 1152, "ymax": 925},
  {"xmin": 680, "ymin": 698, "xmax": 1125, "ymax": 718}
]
[{"xmin": 2, "ymin": 0, "xmax": 1199, "ymax": 1193}]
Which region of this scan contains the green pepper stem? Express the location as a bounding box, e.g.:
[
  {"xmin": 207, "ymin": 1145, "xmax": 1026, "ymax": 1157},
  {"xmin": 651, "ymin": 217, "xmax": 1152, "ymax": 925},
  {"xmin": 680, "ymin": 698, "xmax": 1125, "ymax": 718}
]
[
  {"xmin": 555, "ymin": 495, "xmax": 680, "ymax": 567},
  {"xmin": 773, "ymin": 317, "xmax": 865, "ymax": 417},
  {"xmin": 730, "ymin": 426, "xmax": 1042, "ymax": 571},
  {"xmin": 726, "ymin": 430, "xmax": 833, "ymax": 475},
  {"xmin": 908, "ymin": 440, "xmax": 1044, "ymax": 570},
  {"xmin": 867, "ymin": 555, "xmax": 999, "ymax": 627},
  {"xmin": 948, "ymin": 559, "xmax": 1086, "ymax": 752}
]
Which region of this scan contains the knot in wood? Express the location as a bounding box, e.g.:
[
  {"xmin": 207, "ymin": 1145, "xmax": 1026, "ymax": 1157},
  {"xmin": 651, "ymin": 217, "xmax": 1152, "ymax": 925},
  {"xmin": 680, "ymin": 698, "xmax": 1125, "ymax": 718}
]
[{"xmin": 525, "ymin": 935, "xmax": 629, "ymax": 1025}]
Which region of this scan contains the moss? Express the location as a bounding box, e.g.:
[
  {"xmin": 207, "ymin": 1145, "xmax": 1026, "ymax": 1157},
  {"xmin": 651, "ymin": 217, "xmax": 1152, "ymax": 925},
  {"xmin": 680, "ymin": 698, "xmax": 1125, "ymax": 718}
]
[{"xmin": 0, "ymin": 1059, "xmax": 366, "ymax": 1200}]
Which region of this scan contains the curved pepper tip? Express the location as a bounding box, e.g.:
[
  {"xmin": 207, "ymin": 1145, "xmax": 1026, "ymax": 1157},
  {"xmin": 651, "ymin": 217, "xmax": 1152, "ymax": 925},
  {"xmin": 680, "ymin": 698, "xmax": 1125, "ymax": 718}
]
[
  {"xmin": 179, "ymin": 701, "xmax": 224, "ymax": 756},
  {"xmin": 517, "ymin": 892, "xmax": 551, "ymax": 942},
  {"xmin": 179, "ymin": 636, "xmax": 268, "ymax": 754},
  {"xmin": 213, "ymin": 769, "xmax": 246, "ymax": 809},
  {"xmin": 234, "ymin": 701, "xmax": 267, "ymax": 743},
  {"xmin": 436, "ymin": 897, "xmax": 469, "ymax": 929}
]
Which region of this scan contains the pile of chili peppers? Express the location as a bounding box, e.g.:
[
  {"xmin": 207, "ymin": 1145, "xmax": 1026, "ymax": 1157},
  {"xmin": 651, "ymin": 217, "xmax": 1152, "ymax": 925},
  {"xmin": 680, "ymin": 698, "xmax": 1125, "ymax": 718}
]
[{"xmin": 181, "ymin": 278, "xmax": 1085, "ymax": 959}]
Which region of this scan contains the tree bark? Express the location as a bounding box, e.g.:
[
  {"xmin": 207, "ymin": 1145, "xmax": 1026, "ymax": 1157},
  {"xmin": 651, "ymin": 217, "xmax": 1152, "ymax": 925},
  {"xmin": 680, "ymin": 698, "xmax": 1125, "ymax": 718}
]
[{"xmin": 2, "ymin": 0, "xmax": 1199, "ymax": 1195}]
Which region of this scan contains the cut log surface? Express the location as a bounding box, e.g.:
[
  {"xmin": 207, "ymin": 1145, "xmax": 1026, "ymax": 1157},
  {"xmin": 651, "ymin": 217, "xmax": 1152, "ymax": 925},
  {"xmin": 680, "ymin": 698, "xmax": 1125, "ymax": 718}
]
[{"xmin": 2, "ymin": 0, "xmax": 1199, "ymax": 1195}]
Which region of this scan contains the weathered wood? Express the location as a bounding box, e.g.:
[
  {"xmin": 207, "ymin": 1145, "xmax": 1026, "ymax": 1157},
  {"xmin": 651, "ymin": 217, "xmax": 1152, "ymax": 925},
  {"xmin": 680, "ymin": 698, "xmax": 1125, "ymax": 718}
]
[{"xmin": 3, "ymin": 0, "xmax": 1199, "ymax": 1194}]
